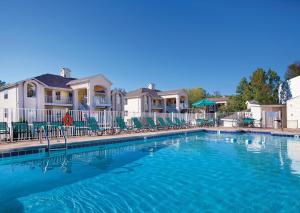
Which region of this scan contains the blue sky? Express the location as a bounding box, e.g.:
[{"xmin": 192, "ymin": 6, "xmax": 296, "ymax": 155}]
[{"xmin": 0, "ymin": 0, "xmax": 299, "ymax": 94}]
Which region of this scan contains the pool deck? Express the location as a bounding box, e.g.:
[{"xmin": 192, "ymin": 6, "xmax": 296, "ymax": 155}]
[{"xmin": 0, "ymin": 127, "xmax": 299, "ymax": 154}]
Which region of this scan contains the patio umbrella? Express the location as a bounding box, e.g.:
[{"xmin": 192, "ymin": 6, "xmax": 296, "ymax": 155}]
[{"xmin": 192, "ymin": 99, "xmax": 216, "ymax": 107}]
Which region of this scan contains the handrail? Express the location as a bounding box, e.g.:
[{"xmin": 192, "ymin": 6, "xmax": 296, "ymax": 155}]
[
  {"xmin": 44, "ymin": 125, "xmax": 51, "ymax": 156},
  {"xmin": 59, "ymin": 126, "xmax": 68, "ymax": 150}
]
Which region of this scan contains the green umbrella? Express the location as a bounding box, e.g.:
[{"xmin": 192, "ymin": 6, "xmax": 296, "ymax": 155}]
[{"xmin": 192, "ymin": 99, "xmax": 216, "ymax": 107}]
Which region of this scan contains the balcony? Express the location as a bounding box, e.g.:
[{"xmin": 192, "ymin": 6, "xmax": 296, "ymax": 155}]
[
  {"xmin": 94, "ymin": 96, "xmax": 111, "ymax": 108},
  {"xmin": 180, "ymin": 103, "xmax": 189, "ymax": 109},
  {"xmin": 152, "ymin": 103, "xmax": 164, "ymax": 109},
  {"xmin": 45, "ymin": 95, "xmax": 73, "ymax": 106}
]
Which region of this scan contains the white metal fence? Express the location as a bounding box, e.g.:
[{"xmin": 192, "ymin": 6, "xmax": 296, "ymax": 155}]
[
  {"xmin": 0, "ymin": 108, "xmax": 295, "ymax": 142},
  {"xmin": 0, "ymin": 108, "xmax": 202, "ymax": 141}
]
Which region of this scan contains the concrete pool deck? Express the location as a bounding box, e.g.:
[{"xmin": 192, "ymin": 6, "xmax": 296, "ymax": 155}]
[{"xmin": 0, "ymin": 127, "xmax": 299, "ymax": 154}]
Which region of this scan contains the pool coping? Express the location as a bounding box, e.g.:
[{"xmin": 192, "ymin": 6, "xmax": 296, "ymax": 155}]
[{"xmin": 0, "ymin": 127, "xmax": 299, "ymax": 158}]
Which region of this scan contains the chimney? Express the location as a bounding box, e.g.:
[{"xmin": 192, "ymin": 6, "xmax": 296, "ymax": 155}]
[
  {"xmin": 147, "ymin": 83, "xmax": 155, "ymax": 90},
  {"xmin": 60, "ymin": 68, "xmax": 71, "ymax": 78}
]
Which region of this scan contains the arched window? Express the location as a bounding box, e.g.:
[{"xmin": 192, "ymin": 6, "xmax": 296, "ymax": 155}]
[{"xmin": 27, "ymin": 83, "xmax": 36, "ymax": 98}]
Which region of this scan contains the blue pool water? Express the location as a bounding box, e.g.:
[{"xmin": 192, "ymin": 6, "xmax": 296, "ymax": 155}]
[{"xmin": 1, "ymin": 132, "xmax": 300, "ymax": 212}]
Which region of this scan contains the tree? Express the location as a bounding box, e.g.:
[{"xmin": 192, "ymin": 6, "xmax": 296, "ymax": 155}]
[
  {"xmin": 0, "ymin": 80, "xmax": 5, "ymax": 88},
  {"xmin": 184, "ymin": 87, "xmax": 207, "ymax": 107},
  {"xmin": 285, "ymin": 62, "xmax": 300, "ymax": 80},
  {"xmin": 279, "ymin": 80, "xmax": 292, "ymax": 104},
  {"xmin": 221, "ymin": 68, "xmax": 281, "ymax": 112}
]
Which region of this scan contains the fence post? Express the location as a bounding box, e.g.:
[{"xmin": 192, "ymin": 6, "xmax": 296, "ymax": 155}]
[
  {"xmin": 214, "ymin": 112, "xmax": 217, "ymax": 127},
  {"xmin": 104, "ymin": 110, "xmax": 107, "ymax": 130}
]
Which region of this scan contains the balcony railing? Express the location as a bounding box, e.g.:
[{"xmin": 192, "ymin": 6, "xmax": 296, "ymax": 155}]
[
  {"xmin": 94, "ymin": 96, "xmax": 111, "ymax": 107},
  {"xmin": 45, "ymin": 95, "xmax": 73, "ymax": 105},
  {"xmin": 180, "ymin": 103, "xmax": 189, "ymax": 109},
  {"xmin": 152, "ymin": 103, "xmax": 164, "ymax": 109}
]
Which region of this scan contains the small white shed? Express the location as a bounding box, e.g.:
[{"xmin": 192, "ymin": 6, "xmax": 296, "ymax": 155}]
[{"xmin": 286, "ymin": 96, "xmax": 300, "ymax": 128}]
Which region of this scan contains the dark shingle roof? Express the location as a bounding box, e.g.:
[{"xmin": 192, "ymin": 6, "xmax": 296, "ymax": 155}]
[
  {"xmin": 157, "ymin": 89, "xmax": 184, "ymax": 96},
  {"xmin": 34, "ymin": 74, "xmax": 76, "ymax": 89},
  {"xmin": 126, "ymin": 88, "xmax": 162, "ymax": 98},
  {"xmin": 207, "ymin": 96, "xmax": 229, "ymax": 102}
]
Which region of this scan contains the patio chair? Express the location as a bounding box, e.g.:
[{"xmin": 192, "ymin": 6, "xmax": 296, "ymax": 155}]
[
  {"xmin": 242, "ymin": 118, "xmax": 254, "ymax": 127},
  {"xmin": 196, "ymin": 119, "xmax": 207, "ymax": 127},
  {"xmin": 12, "ymin": 122, "xmax": 30, "ymax": 140},
  {"xmin": 181, "ymin": 119, "xmax": 192, "ymax": 128},
  {"xmin": 115, "ymin": 117, "xmax": 131, "ymax": 133},
  {"xmin": 0, "ymin": 122, "xmax": 10, "ymax": 141},
  {"xmin": 87, "ymin": 117, "xmax": 104, "ymax": 135},
  {"xmin": 165, "ymin": 117, "xmax": 177, "ymax": 128},
  {"xmin": 73, "ymin": 121, "xmax": 87, "ymax": 136},
  {"xmin": 132, "ymin": 117, "xmax": 148, "ymax": 132},
  {"xmin": 157, "ymin": 117, "xmax": 169, "ymax": 129},
  {"xmin": 145, "ymin": 117, "xmax": 161, "ymax": 130},
  {"xmin": 174, "ymin": 117, "xmax": 187, "ymax": 128},
  {"xmin": 207, "ymin": 118, "xmax": 215, "ymax": 127},
  {"xmin": 32, "ymin": 121, "xmax": 48, "ymax": 138}
]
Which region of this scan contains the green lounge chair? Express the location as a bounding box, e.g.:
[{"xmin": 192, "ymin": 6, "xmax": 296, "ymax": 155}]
[
  {"xmin": 174, "ymin": 117, "xmax": 186, "ymax": 128},
  {"xmin": 165, "ymin": 117, "xmax": 177, "ymax": 128},
  {"xmin": 207, "ymin": 118, "xmax": 215, "ymax": 127},
  {"xmin": 32, "ymin": 121, "xmax": 48, "ymax": 138},
  {"xmin": 157, "ymin": 117, "xmax": 169, "ymax": 129},
  {"xmin": 0, "ymin": 122, "xmax": 10, "ymax": 141},
  {"xmin": 116, "ymin": 117, "xmax": 131, "ymax": 133},
  {"xmin": 181, "ymin": 119, "xmax": 191, "ymax": 128},
  {"xmin": 73, "ymin": 121, "xmax": 87, "ymax": 135},
  {"xmin": 12, "ymin": 122, "xmax": 30, "ymax": 140},
  {"xmin": 145, "ymin": 117, "xmax": 161, "ymax": 130},
  {"xmin": 87, "ymin": 117, "xmax": 104, "ymax": 135},
  {"xmin": 132, "ymin": 117, "xmax": 147, "ymax": 131},
  {"xmin": 243, "ymin": 118, "xmax": 254, "ymax": 127},
  {"xmin": 196, "ymin": 119, "xmax": 206, "ymax": 127}
]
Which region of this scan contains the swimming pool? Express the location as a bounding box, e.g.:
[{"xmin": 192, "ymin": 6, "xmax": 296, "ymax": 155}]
[{"xmin": 1, "ymin": 131, "xmax": 300, "ymax": 212}]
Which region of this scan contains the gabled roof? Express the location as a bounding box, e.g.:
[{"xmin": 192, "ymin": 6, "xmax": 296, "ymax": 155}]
[
  {"xmin": 34, "ymin": 74, "xmax": 76, "ymax": 89},
  {"xmin": 67, "ymin": 74, "xmax": 112, "ymax": 85},
  {"xmin": 157, "ymin": 89, "xmax": 186, "ymax": 96},
  {"xmin": 126, "ymin": 88, "xmax": 162, "ymax": 98},
  {"xmin": 206, "ymin": 96, "xmax": 229, "ymax": 102}
]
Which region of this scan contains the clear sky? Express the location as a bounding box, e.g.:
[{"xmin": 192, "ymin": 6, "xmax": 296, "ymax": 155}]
[{"xmin": 0, "ymin": 0, "xmax": 299, "ymax": 94}]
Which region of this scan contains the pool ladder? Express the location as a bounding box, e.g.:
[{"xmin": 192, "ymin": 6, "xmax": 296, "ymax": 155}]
[{"xmin": 45, "ymin": 126, "xmax": 68, "ymax": 155}]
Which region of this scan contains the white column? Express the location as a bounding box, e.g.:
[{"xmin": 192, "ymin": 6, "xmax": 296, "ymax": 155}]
[
  {"xmin": 176, "ymin": 96, "xmax": 180, "ymax": 112},
  {"xmin": 73, "ymin": 90, "xmax": 78, "ymax": 110}
]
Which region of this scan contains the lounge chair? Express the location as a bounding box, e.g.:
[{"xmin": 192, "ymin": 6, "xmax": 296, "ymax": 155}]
[
  {"xmin": 174, "ymin": 117, "xmax": 187, "ymax": 128},
  {"xmin": 196, "ymin": 119, "xmax": 206, "ymax": 127},
  {"xmin": 87, "ymin": 117, "xmax": 104, "ymax": 135},
  {"xmin": 0, "ymin": 122, "xmax": 10, "ymax": 141},
  {"xmin": 12, "ymin": 122, "xmax": 30, "ymax": 140},
  {"xmin": 132, "ymin": 117, "xmax": 148, "ymax": 132},
  {"xmin": 73, "ymin": 121, "xmax": 87, "ymax": 136},
  {"xmin": 207, "ymin": 118, "xmax": 215, "ymax": 127},
  {"xmin": 157, "ymin": 117, "xmax": 169, "ymax": 129},
  {"xmin": 115, "ymin": 117, "xmax": 131, "ymax": 133},
  {"xmin": 181, "ymin": 119, "xmax": 191, "ymax": 128},
  {"xmin": 145, "ymin": 117, "xmax": 161, "ymax": 130},
  {"xmin": 32, "ymin": 121, "xmax": 48, "ymax": 138},
  {"xmin": 165, "ymin": 117, "xmax": 177, "ymax": 128},
  {"xmin": 242, "ymin": 118, "xmax": 254, "ymax": 127}
]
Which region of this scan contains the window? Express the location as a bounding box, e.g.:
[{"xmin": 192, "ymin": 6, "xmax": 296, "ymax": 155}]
[
  {"xmin": 124, "ymin": 98, "xmax": 128, "ymax": 105},
  {"xmin": 56, "ymin": 91, "xmax": 61, "ymax": 100},
  {"xmin": 4, "ymin": 90, "xmax": 8, "ymax": 99},
  {"xmin": 27, "ymin": 83, "xmax": 36, "ymax": 97},
  {"xmin": 4, "ymin": 108, "xmax": 8, "ymax": 118}
]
